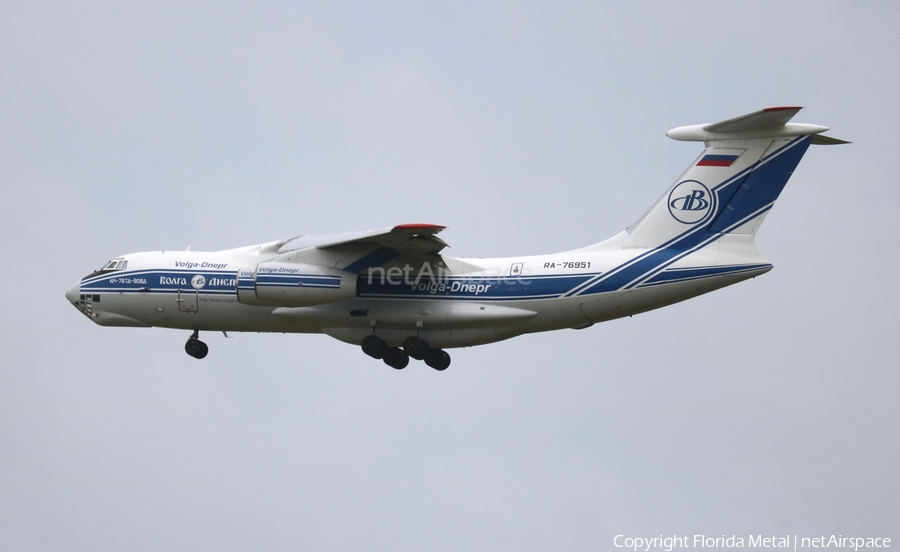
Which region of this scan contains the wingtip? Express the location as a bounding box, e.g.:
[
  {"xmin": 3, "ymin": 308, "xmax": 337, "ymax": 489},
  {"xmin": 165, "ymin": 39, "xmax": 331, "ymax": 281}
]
[
  {"xmin": 763, "ymin": 106, "xmax": 803, "ymax": 112},
  {"xmin": 392, "ymin": 223, "xmax": 446, "ymax": 231}
]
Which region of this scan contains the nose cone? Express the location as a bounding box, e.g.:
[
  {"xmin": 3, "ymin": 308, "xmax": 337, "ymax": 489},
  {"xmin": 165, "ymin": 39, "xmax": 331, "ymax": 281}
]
[{"xmin": 65, "ymin": 281, "xmax": 81, "ymax": 304}]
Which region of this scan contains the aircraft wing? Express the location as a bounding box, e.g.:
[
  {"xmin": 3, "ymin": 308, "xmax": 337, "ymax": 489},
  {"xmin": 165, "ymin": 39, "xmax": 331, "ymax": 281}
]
[{"xmin": 277, "ymin": 223, "xmax": 449, "ymax": 271}]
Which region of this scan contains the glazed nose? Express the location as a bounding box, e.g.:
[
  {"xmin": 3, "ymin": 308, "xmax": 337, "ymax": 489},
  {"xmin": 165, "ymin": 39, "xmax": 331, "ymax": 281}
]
[{"xmin": 65, "ymin": 281, "xmax": 80, "ymax": 304}]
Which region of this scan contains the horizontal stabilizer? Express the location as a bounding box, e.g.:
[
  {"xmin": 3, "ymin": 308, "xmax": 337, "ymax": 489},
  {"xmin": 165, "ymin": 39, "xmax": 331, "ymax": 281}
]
[
  {"xmin": 811, "ymin": 134, "xmax": 851, "ymax": 145},
  {"xmin": 705, "ymin": 106, "xmax": 802, "ymax": 133},
  {"xmin": 667, "ymin": 106, "xmax": 829, "ymax": 142}
]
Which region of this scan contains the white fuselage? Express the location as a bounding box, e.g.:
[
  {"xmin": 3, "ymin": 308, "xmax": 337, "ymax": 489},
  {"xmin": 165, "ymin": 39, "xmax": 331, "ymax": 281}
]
[{"xmin": 67, "ymin": 231, "xmax": 772, "ymax": 349}]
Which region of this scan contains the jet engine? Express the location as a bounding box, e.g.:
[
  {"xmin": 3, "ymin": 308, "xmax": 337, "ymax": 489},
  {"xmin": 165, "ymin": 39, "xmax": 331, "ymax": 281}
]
[{"xmin": 236, "ymin": 262, "xmax": 357, "ymax": 307}]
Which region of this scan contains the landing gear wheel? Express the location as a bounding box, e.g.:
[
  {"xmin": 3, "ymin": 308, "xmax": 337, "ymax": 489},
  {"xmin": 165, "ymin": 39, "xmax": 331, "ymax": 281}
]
[
  {"xmin": 403, "ymin": 336, "xmax": 430, "ymax": 360},
  {"xmin": 424, "ymin": 349, "xmax": 451, "ymax": 371},
  {"xmin": 383, "ymin": 348, "xmax": 409, "ymax": 370},
  {"xmin": 185, "ymin": 338, "xmax": 208, "ymax": 359},
  {"xmin": 361, "ymin": 335, "xmax": 389, "ymax": 359}
]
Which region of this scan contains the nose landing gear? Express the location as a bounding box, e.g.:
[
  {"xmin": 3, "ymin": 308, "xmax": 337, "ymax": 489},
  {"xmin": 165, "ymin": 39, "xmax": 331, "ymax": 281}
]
[{"xmin": 185, "ymin": 330, "xmax": 208, "ymax": 359}]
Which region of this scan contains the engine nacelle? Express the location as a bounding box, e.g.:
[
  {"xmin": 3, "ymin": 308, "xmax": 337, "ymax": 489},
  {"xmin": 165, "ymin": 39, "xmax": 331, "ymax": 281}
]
[{"xmin": 236, "ymin": 262, "xmax": 357, "ymax": 307}]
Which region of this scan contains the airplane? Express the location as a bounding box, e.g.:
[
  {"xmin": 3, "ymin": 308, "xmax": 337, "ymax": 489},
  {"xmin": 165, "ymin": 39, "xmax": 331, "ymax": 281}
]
[{"xmin": 66, "ymin": 107, "xmax": 846, "ymax": 370}]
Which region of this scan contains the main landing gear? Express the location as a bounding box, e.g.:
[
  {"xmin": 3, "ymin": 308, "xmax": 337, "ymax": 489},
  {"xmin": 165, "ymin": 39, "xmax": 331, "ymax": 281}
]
[
  {"xmin": 361, "ymin": 335, "xmax": 451, "ymax": 371},
  {"xmin": 185, "ymin": 330, "xmax": 208, "ymax": 359}
]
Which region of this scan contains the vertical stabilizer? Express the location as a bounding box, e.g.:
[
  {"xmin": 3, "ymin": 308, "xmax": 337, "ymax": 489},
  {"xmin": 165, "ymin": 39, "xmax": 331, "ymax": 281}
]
[{"xmin": 622, "ymin": 107, "xmax": 839, "ymax": 250}]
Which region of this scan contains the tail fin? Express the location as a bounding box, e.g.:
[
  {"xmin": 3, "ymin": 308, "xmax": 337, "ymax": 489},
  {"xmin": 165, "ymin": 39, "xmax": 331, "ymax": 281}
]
[{"xmin": 623, "ymin": 107, "xmax": 845, "ymax": 249}]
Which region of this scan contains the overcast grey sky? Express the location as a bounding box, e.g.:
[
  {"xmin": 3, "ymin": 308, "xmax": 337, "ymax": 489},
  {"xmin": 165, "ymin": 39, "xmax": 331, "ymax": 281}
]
[{"xmin": 1, "ymin": 2, "xmax": 897, "ymax": 550}]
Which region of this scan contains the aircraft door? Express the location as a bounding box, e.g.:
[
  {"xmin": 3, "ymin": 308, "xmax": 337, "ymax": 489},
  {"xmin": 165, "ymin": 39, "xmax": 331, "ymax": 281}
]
[{"xmin": 176, "ymin": 274, "xmax": 206, "ymax": 313}]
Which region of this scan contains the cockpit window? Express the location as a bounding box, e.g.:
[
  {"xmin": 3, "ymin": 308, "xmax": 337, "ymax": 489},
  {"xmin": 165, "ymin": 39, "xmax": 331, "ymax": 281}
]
[{"xmin": 102, "ymin": 259, "xmax": 128, "ymax": 271}]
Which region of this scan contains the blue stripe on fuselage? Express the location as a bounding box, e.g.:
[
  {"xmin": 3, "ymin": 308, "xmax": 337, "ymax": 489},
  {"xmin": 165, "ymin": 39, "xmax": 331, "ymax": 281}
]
[
  {"xmin": 81, "ymin": 270, "xmax": 239, "ymax": 294},
  {"xmin": 255, "ymin": 273, "xmax": 341, "ymax": 289},
  {"xmin": 639, "ymin": 263, "xmax": 772, "ymax": 287},
  {"xmin": 357, "ymin": 272, "xmax": 596, "ymax": 301}
]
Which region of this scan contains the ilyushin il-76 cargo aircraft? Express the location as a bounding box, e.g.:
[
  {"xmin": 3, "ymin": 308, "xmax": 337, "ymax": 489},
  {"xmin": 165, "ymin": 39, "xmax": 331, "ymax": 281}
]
[{"xmin": 66, "ymin": 107, "xmax": 845, "ymax": 370}]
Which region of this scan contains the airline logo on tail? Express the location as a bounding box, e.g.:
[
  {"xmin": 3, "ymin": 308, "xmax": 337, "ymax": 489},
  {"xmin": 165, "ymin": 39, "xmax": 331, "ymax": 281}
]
[{"xmin": 667, "ymin": 180, "xmax": 714, "ymax": 224}]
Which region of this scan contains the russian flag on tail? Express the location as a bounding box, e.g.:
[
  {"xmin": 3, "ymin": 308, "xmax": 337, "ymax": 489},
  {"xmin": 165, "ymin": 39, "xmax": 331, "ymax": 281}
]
[{"xmin": 697, "ymin": 154, "xmax": 739, "ymax": 167}]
